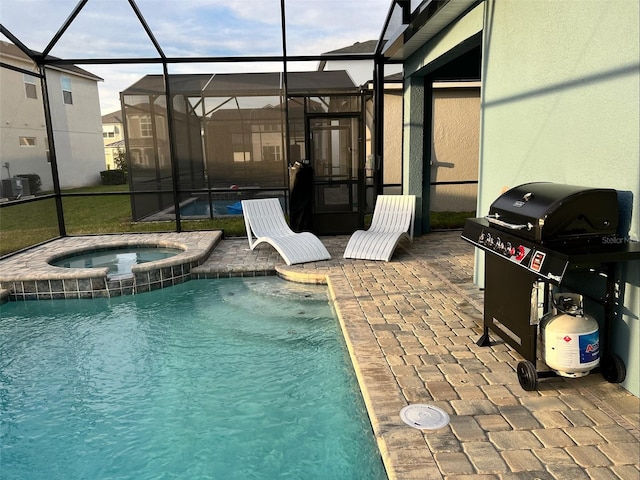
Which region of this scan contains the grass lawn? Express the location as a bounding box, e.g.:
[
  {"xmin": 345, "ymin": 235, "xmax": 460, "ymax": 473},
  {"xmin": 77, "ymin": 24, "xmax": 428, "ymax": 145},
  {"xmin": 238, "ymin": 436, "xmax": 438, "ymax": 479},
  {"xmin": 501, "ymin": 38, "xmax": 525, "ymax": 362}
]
[{"xmin": 1, "ymin": 185, "xmax": 473, "ymax": 256}]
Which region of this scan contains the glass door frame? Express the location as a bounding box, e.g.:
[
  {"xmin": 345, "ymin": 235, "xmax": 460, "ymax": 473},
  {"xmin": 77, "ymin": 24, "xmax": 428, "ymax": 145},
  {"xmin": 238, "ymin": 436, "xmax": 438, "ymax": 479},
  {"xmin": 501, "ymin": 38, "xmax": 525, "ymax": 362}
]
[{"xmin": 305, "ymin": 110, "xmax": 366, "ymax": 234}]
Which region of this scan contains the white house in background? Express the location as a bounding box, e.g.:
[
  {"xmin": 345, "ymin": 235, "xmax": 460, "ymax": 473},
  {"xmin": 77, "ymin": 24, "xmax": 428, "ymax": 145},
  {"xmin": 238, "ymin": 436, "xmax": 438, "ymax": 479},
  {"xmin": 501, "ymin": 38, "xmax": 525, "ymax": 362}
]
[
  {"xmin": 0, "ymin": 40, "xmax": 104, "ymax": 194},
  {"xmin": 101, "ymin": 110, "xmax": 125, "ymax": 170}
]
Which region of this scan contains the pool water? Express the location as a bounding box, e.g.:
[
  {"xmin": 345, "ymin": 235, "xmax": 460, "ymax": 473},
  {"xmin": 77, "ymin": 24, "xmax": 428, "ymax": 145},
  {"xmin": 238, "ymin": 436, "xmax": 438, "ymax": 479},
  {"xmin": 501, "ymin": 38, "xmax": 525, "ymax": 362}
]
[
  {"xmin": 0, "ymin": 278, "xmax": 387, "ymax": 480},
  {"xmin": 180, "ymin": 199, "xmax": 241, "ymax": 216},
  {"xmin": 50, "ymin": 247, "xmax": 182, "ymax": 275},
  {"xmin": 180, "ymin": 198, "xmax": 285, "ymax": 217}
]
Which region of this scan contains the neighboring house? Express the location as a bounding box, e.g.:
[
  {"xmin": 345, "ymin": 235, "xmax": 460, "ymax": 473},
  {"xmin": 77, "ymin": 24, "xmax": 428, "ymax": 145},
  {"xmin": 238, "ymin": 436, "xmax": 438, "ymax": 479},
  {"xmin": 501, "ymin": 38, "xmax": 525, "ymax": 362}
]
[
  {"xmin": 102, "ymin": 110, "xmax": 125, "ymax": 170},
  {"xmin": 0, "ymin": 40, "xmax": 105, "ymax": 194},
  {"xmin": 385, "ymin": 0, "xmax": 639, "ymax": 396},
  {"xmin": 319, "ymin": 40, "xmax": 400, "ymax": 87}
]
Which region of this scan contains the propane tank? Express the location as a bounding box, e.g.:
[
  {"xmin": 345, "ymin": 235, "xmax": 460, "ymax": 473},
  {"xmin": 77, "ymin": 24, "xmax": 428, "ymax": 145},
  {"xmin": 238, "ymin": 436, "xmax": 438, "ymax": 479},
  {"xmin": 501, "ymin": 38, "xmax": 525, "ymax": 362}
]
[{"xmin": 541, "ymin": 293, "xmax": 600, "ymax": 378}]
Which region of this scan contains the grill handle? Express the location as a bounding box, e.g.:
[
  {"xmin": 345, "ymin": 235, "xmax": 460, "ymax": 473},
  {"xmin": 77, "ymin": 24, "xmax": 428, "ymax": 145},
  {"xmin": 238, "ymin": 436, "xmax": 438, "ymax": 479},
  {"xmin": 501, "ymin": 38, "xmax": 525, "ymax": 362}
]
[{"xmin": 485, "ymin": 214, "xmax": 533, "ymax": 231}]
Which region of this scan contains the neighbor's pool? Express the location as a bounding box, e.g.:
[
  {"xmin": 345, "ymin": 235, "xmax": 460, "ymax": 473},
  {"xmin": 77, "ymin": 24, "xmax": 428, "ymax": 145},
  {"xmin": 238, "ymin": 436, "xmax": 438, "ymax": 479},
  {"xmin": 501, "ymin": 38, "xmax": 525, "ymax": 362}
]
[
  {"xmin": 180, "ymin": 199, "xmax": 242, "ymax": 216},
  {"xmin": 179, "ymin": 197, "xmax": 285, "ymax": 217},
  {"xmin": 0, "ymin": 277, "xmax": 387, "ymax": 480},
  {"xmin": 50, "ymin": 247, "xmax": 182, "ymax": 276}
]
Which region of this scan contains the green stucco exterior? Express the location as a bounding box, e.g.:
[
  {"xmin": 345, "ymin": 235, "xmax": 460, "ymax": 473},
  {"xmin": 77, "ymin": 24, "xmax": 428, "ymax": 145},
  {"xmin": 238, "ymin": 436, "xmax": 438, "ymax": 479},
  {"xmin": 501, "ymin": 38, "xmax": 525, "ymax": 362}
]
[{"xmin": 479, "ymin": 0, "xmax": 639, "ymax": 217}]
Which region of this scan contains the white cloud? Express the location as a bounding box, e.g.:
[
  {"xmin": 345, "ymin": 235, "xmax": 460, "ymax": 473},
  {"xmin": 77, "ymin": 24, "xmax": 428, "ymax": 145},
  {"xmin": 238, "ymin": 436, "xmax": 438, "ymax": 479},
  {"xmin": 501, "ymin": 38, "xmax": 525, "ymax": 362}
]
[{"xmin": 1, "ymin": 0, "xmax": 392, "ymax": 113}]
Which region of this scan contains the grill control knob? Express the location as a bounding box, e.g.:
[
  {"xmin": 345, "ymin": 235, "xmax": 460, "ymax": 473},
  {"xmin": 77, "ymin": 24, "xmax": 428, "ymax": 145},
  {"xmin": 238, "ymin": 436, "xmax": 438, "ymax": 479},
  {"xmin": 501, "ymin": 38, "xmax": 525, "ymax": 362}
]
[
  {"xmin": 505, "ymin": 242, "xmax": 515, "ymax": 257},
  {"xmin": 485, "ymin": 233, "xmax": 494, "ymax": 247}
]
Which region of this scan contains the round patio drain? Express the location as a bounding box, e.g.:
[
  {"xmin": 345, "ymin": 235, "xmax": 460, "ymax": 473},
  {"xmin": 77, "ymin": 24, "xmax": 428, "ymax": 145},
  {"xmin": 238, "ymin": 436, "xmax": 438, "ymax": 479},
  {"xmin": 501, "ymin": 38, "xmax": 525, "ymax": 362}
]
[{"xmin": 399, "ymin": 404, "xmax": 450, "ymax": 430}]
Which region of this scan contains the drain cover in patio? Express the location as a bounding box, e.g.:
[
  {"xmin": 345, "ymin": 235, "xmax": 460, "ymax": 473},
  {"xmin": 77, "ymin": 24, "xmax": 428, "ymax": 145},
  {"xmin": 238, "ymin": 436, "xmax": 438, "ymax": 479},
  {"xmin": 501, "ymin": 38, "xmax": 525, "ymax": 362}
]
[{"xmin": 399, "ymin": 404, "xmax": 450, "ymax": 430}]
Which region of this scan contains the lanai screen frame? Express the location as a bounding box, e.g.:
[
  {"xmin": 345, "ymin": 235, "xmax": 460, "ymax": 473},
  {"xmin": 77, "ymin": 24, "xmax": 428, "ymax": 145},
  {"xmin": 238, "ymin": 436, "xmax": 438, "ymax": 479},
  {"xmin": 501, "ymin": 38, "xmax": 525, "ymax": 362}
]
[
  {"xmin": 0, "ymin": 0, "xmax": 409, "ymax": 252},
  {"xmin": 120, "ymin": 71, "xmax": 365, "ymax": 223}
]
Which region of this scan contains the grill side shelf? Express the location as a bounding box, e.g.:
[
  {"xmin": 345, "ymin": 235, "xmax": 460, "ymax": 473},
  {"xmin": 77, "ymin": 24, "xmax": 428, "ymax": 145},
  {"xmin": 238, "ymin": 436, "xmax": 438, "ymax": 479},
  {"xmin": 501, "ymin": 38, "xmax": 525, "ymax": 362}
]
[{"xmin": 461, "ymin": 218, "xmax": 569, "ymax": 285}]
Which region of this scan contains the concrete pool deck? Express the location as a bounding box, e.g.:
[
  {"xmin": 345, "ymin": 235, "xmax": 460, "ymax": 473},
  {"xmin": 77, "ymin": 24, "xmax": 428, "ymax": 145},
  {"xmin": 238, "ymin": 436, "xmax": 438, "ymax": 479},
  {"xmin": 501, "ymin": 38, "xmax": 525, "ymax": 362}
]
[{"xmin": 1, "ymin": 231, "xmax": 638, "ymax": 479}]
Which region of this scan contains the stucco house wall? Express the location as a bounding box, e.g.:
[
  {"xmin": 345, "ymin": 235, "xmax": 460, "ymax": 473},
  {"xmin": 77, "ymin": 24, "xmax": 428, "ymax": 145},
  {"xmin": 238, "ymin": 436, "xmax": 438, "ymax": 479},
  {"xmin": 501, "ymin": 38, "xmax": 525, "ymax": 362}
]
[
  {"xmin": 479, "ymin": 1, "xmax": 639, "ymax": 219},
  {"xmin": 0, "ymin": 41, "xmax": 105, "ymax": 192},
  {"xmin": 382, "ymin": 89, "xmax": 403, "ymax": 188},
  {"xmin": 431, "ymin": 84, "xmax": 480, "ymax": 212},
  {"xmin": 45, "ymin": 68, "xmax": 105, "ymax": 188},
  {"xmin": 402, "ymin": 0, "xmax": 639, "ymax": 396},
  {"xmin": 0, "ymin": 44, "xmax": 52, "ymax": 193}
]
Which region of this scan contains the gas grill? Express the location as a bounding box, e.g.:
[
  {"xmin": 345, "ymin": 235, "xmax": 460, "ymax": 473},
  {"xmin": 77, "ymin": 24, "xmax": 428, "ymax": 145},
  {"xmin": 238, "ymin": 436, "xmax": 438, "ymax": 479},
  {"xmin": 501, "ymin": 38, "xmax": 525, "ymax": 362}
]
[
  {"xmin": 486, "ymin": 182, "xmax": 619, "ymax": 246},
  {"xmin": 461, "ymin": 182, "xmax": 640, "ymax": 390}
]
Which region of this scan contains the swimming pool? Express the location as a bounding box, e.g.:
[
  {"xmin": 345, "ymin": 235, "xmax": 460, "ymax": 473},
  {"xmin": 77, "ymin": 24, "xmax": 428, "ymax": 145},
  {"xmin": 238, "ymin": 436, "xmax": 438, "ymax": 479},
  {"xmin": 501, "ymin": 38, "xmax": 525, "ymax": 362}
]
[{"xmin": 0, "ymin": 277, "xmax": 387, "ymax": 480}]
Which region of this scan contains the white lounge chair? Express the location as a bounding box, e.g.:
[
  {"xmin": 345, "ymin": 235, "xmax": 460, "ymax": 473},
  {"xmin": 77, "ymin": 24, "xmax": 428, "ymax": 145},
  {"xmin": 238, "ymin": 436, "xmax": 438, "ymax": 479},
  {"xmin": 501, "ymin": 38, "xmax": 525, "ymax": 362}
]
[
  {"xmin": 343, "ymin": 195, "xmax": 416, "ymax": 262},
  {"xmin": 241, "ymin": 198, "xmax": 331, "ymax": 265}
]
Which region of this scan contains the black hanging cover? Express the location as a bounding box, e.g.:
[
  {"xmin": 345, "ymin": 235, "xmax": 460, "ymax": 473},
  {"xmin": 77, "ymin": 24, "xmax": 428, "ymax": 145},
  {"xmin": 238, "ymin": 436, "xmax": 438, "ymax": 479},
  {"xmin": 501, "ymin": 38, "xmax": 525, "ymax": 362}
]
[{"xmin": 289, "ymin": 162, "xmax": 314, "ymax": 232}]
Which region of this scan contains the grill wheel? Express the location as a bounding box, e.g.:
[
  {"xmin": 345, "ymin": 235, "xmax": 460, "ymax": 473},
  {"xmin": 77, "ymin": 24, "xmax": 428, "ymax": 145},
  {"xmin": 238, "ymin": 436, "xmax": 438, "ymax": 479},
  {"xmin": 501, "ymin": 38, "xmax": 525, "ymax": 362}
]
[
  {"xmin": 600, "ymin": 353, "xmax": 626, "ymax": 384},
  {"xmin": 517, "ymin": 360, "xmax": 538, "ymax": 391}
]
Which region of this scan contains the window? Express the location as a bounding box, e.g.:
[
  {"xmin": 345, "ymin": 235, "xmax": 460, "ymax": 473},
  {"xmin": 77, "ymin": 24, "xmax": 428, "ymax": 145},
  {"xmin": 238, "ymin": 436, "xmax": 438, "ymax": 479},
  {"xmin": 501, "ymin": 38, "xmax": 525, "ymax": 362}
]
[
  {"xmin": 262, "ymin": 145, "xmax": 281, "ymax": 162},
  {"xmin": 19, "ymin": 136, "xmax": 36, "ymax": 146},
  {"xmin": 24, "ymin": 74, "xmax": 37, "ymax": 99},
  {"xmin": 103, "ymin": 126, "xmax": 120, "ymax": 138},
  {"xmin": 233, "ymin": 152, "xmax": 251, "ymax": 163},
  {"xmin": 61, "ymin": 76, "xmax": 73, "ymax": 105},
  {"xmin": 262, "ymin": 123, "xmax": 280, "ymax": 132},
  {"xmin": 139, "ymin": 116, "xmax": 152, "ymax": 137}
]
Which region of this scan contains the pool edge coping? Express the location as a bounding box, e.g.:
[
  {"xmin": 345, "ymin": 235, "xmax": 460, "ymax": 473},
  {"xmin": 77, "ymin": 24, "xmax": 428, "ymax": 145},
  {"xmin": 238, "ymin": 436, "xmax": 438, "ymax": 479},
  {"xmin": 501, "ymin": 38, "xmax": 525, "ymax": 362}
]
[{"xmin": 275, "ymin": 263, "xmax": 403, "ymax": 480}]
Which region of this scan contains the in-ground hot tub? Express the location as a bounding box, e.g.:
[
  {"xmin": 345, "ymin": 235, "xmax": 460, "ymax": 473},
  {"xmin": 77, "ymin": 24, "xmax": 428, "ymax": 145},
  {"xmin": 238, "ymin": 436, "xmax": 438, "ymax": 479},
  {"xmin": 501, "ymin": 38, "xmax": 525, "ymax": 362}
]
[
  {"xmin": 45, "ymin": 242, "xmax": 198, "ymax": 299},
  {"xmin": 0, "ymin": 232, "xmax": 222, "ymax": 301},
  {"xmin": 50, "ymin": 246, "xmax": 183, "ymax": 278}
]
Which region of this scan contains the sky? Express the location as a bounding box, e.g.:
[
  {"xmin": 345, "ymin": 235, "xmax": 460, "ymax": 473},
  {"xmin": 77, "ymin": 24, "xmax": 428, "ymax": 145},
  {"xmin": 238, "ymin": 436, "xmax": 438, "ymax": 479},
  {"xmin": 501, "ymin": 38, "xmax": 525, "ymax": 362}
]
[{"xmin": 0, "ymin": 0, "xmax": 394, "ymax": 114}]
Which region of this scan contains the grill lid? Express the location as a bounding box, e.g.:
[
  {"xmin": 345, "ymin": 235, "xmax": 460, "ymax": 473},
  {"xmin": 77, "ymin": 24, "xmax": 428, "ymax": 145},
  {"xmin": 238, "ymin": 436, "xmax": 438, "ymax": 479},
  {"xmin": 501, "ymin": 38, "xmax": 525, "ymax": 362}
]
[{"xmin": 487, "ymin": 182, "xmax": 619, "ymax": 245}]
